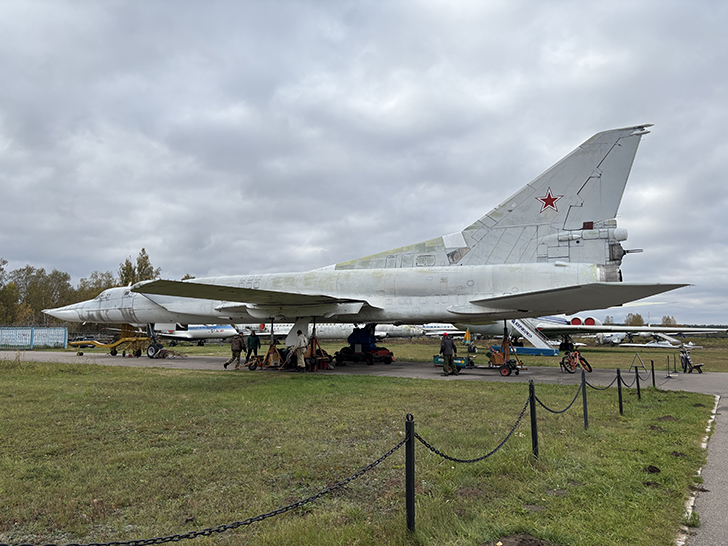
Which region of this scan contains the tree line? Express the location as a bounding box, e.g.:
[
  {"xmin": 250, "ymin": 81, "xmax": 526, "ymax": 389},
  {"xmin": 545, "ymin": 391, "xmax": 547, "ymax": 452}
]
[{"xmin": 0, "ymin": 249, "xmax": 163, "ymax": 326}]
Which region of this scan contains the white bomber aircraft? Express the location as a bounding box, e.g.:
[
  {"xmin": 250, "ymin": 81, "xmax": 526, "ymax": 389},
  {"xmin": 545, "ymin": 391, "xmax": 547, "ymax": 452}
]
[{"xmin": 45, "ymin": 124, "xmax": 688, "ymax": 351}]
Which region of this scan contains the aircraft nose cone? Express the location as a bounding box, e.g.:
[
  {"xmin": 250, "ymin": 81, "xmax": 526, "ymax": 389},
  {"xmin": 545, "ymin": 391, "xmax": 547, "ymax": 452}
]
[{"xmin": 43, "ymin": 304, "xmax": 82, "ymax": 322}]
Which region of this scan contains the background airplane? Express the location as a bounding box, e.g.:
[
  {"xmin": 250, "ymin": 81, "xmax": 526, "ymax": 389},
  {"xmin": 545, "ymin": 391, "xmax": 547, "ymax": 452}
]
[
  {"xmin": 45, "ymin": 125, "xmax": 688, "ymax": 356},
  {"xmin": 154, "ymin": 324, "xmax": 238, "ymax": 345},
  {"xmin": 617, "ymin": 335, "xmax": 702, "ymax": 349},
  {"xmin": 421, "ymin": 323, "xmax": 468, "ymax": 337},
  {"xmin": 457, "ymin": 315, "xmax": 724, "ymax": 351}
]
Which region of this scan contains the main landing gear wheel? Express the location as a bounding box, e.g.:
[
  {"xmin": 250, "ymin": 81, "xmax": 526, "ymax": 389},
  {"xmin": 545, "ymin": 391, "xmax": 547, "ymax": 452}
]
[{"xmin": 147, "ymin": 344, "xmax": 164, "ymax": 359}]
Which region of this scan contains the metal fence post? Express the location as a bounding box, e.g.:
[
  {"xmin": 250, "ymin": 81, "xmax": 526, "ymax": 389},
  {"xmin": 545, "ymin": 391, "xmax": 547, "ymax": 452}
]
[
  {"xmin": 617, "ymin": 369, "xmax": 623, "ymax": 416},
  {"xmin": 529, "ymin": 380, "xmax": 539, "ymax": 459},
  {"xmin": 635, "ymin": 367, "xmax": 641, "ymax": 400},
  {"xmin": 581, "ymin": 370, "xmax": 588, "ymax": 431},
  {"xmin": 405, "ymin": 414, "xmax": 415, "ymax": 533},
  {"xmin": 651, "ymin": 360, "xmax": 655, "ymax": 388}
]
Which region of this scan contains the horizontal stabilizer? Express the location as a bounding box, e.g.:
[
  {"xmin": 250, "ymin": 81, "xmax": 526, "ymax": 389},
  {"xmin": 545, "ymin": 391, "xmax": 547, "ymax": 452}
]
[{"xmin": 469, "ymin": 283, "xmax": 689, "ymax": 314}]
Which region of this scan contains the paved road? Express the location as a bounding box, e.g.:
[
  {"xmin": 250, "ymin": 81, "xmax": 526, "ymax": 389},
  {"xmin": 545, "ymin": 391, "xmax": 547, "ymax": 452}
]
[{"xmin": 3, "ymin": 350, "xmax": 725, "ymax": 545}]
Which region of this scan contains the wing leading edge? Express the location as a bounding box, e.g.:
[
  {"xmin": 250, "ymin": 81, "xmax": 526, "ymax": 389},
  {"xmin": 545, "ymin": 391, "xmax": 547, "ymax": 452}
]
[
  {"xmin": 133, "ymin": 279, "xmax": 362, "ymax": 306},
  {"xmin": 459, "ymin": 283, "xmax": 690, "ymax": 315}
]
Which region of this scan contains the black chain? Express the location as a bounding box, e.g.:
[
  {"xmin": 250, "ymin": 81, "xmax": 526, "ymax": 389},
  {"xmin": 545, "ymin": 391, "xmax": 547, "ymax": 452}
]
[
  {"xmin": 535, "ymin": 383, "xmax": 582, "ymax": 414},
  {"xmin": 586, "ymin": 376, "xmax": 618, "ymax": 390},
  {"xmin": 8, "ymin": 438, "xmax": 407, "ymax": 546},
  {"xmin": 414, "ymin": 397, "xmax": 530, "ymax": 463},
  {"xmin": 621, "ymin": 370, "xmax": 650, "ymax": 387}
]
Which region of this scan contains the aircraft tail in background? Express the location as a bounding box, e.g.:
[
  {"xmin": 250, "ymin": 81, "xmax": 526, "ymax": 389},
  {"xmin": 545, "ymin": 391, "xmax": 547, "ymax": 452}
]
[{"xmin": 335, "ymin": 124, "xmax": 651, "ymax": 278}]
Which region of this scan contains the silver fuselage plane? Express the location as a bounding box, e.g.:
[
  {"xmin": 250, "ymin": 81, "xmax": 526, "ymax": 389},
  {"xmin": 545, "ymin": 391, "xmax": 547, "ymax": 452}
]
[{"xmin": 45, "ymin": 125, "xmax": 688, "ymax": 340}]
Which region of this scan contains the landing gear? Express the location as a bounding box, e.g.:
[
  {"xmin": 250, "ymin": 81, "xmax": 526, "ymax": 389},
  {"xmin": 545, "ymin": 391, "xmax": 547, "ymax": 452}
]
[
  {"xmin": 147, "ymin": 343, "xmax": 164, "ymax": 358},
  {"xmin": 145, "ymin": 324, "xmax": 165, "ymax": 359}
]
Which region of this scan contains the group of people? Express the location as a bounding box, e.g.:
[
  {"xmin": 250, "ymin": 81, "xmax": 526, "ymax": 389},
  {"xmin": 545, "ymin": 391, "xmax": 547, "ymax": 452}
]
[
  {"xmin": 223, "ymin": 330, "xmax": 262, "ymax": 369},
  {"xmin": 223, "ymin": 329, "xmax": 309, "ymax": 372},
  {"xmin": 225, "ymin": 328, "xmax": 458, "ymax": 374}
]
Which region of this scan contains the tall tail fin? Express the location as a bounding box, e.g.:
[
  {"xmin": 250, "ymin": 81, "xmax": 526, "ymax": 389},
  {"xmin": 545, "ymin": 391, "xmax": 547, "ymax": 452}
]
[{"xmin": 336, "ymin": 124, "xmax": 651, "ymax": 273}]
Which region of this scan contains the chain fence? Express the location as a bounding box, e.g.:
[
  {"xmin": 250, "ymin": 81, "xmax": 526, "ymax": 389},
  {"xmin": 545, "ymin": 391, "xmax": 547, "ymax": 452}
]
[
  {"xmin": 414, "ymin": 396, "xmax": 530, "ymax": 463},
  {"xmin": 535, "ymin": 383, "xmax": 582, "ymax": 414},
  {"xmin": 586, "ymin": 375, "xmax": 618, "ymax": 390},
  {"xmin": 620, "ymin": 372, "xmax": 637, "ymax": 388}
]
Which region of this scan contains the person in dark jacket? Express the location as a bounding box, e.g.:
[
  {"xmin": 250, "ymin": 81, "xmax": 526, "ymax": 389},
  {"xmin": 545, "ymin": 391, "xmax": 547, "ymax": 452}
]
[
  {"xmin": 440, "ymin": 332, "xmax": 459, "ymax": 375},
  {"xmin": 245, "ymin": 331, "xmax": 261, "ymax": 363},
  {"xmin": 224, "ymin": 332, "xmax": 245, "ymax": 369}
]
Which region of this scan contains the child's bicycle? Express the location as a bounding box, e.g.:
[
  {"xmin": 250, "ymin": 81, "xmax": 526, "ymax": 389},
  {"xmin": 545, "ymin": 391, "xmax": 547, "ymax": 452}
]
[{"xmin": 560, "ymin": 350, "xmax": 592, "ymax": 373}]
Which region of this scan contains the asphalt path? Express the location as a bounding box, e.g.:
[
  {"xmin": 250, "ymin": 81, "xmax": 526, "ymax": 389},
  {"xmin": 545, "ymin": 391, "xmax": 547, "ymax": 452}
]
[{"xmin": 3, "ymin": 350, "xmax": 725, "ymax": 545}]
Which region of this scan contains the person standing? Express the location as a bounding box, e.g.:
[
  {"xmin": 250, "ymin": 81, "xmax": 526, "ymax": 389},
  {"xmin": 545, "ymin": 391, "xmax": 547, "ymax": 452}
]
[
  {"xmin": 292, "ymin": 329, "xmax": 308, "ymax": 372},
  {"xmin": 245, "ymin": 331, "xmax": 261, "ymax": 363},
  {"xmin": 224, "ymin": 331, "xmax": 245, "ymax": 369},
  {"xmin": 440, "ymin": 332, "xmax": 459, "ymax": 375}
]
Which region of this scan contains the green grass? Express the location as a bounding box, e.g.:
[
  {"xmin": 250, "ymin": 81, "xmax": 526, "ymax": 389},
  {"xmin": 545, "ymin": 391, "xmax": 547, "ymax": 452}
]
[{"xmin": 0, "ymin": 358, "xmax": 715, "ymax": 545}]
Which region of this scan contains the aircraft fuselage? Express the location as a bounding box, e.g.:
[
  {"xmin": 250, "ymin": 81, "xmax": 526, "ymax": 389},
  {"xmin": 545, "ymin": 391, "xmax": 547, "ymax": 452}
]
[{"xmin": 48, "ymin": 262, "xmax": 606, "ymax": 326}]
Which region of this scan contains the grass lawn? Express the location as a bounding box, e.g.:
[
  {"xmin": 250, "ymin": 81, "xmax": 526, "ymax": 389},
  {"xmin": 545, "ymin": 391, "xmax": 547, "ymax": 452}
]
[{"xmin": 0, "ymin": 356, "xmax": 716, "ymax": 546}]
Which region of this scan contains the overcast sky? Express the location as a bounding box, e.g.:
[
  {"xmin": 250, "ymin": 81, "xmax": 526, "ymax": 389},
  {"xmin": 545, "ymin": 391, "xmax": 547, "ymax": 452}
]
[{"xmin": 1, "ymin": 1, "xmax": 726, "ymax": 325}]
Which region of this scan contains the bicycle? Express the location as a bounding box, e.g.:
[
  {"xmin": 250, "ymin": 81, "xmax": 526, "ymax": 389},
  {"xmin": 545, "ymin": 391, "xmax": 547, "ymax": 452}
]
[{"xmin": 560, "ymin": 350, "xmax": 592, "ymax": 373}]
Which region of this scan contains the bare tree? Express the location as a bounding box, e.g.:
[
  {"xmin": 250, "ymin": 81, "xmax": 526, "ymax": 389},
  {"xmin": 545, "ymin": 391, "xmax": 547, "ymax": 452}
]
[
  {"xmin": 77, "ymin": 270, "xmax": 117, "ymax": 301},
  {"xmin": 118, "ymin": 248, "xmax": 161, "ymax": 286},
  {"xmin": 8, "ymin": 266, "xmax": 75, "ymax": 325},
  {"xmin": 624, "ymin": 313, "xmax": 645, "ymax": 327}
]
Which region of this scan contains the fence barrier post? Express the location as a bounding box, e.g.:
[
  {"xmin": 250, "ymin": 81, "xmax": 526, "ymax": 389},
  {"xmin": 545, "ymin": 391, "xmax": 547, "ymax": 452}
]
[
  {"xmin": 581, "ymin": 370, "xmax": 588, "ymax": 431},
  {"xmin": 529, "ymin": 381, "xmax": 539, "ymax": 459},
  {"xmin": 635, "ymin": 367, "xmax": 641, "ymax": 400},
  {"xmin": 651, "ymin": 360, "xmax": 655, "ymax": 388},
  {"xmin": 405, "ymin": 414, "xmax": 415, "ymax": 533},
  {"xmin": 617, "ymin": 369, "xmax": 623, "ymax": 416}
]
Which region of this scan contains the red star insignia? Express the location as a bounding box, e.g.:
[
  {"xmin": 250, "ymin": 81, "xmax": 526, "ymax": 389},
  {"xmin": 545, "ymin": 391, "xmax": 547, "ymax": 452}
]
[{"xmin": 536, "ymin": 187, "xmax": 563, "ymax": 212}]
